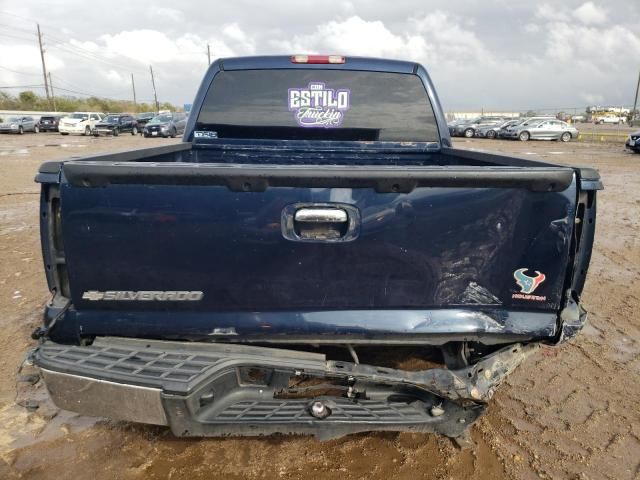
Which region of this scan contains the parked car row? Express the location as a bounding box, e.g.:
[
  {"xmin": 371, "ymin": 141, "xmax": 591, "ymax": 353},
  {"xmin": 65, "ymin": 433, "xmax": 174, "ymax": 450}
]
[
  {"xmin": 448, "ymin": 116, "xmax": 579, "ymax": 142},
  {"xmin": 0, "ymin": 112, "xmax": 186, "ymax": 138}
]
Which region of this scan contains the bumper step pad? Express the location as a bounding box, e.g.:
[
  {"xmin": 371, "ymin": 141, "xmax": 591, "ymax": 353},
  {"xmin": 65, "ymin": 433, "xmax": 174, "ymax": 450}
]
[{"xmin": 35, "ymin": 337, "xmax": 536, "ymax": 440}]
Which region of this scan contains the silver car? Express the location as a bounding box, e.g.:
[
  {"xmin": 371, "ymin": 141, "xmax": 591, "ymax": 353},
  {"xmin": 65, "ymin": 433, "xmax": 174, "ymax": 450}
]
[
  {"xmin": 498, "ymin": 116, "xmax": 556, "ymax": 138},
  {"xmin": 0, "ymin": 115, "xmax": 38, "ymax": 134},
  {"xmin": 508, "ymin": 119, "xmax": 579, "ymax": 142},
  {"xmin": 476, "ymin": 119, "xmax": 521, "ymax": 139},
  {"xmin": 452, "ymin": 116, "xmax": 506, "ymax": 138}
]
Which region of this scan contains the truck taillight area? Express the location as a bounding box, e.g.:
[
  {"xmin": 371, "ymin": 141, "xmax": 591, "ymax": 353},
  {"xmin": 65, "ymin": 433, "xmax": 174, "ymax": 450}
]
[{"xmin": 291, "ymin": 54, "xmax": 345, "ymax": 64}]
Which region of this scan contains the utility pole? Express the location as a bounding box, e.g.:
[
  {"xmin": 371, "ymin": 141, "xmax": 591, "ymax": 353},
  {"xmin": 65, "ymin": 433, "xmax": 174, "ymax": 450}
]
[
  {"xmin": 632, "ymin": 69, "xmax": 640, "ymax": 126},
  {"xmin": 207, "ymin": 44, "xmax": 211, "ymax": 65},
  {"xmin": 131, "ymin": 73, "xmax": 137, "ymax": 113},
  {"xmin": 37, "ymin": 23, "xmax": 52, "ymax": 108},
  {"xmin": 48, "ymin": 72, "xmax": 56, "ymax": 111},
  {"xmin": 149, "ymin": 65, "xmax": 159, "ymax": 112}
]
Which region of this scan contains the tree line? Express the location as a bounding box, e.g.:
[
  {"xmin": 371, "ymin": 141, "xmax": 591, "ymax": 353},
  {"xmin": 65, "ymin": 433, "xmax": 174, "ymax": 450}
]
[{"xmin": 0, "ymin": 91, "xmax": 179, "ymax": 113}]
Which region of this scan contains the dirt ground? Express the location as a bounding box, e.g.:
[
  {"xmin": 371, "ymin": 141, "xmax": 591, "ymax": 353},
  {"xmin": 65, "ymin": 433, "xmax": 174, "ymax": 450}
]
[{"xmin": 0, "ymin": 132, "xmax": 638, "ymax": 479}]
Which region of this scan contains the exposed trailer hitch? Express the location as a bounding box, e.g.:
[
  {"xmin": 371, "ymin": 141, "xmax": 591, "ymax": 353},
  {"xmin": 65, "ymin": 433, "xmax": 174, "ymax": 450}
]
[{"xmin": 33, "ymin": 337, "xmax": 538, "ymax": 442}]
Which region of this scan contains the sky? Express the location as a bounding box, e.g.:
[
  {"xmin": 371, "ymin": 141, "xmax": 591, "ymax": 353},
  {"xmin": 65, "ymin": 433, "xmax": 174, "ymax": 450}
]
[{"xmin": 0, "ymin": 0, "xmax": 639, "ymax": 112}]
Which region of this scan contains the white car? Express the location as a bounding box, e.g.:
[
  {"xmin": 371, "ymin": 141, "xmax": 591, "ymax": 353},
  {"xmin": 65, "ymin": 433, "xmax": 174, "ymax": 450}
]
[
  {"xmin": 59, "ymin": 112, "xmax": 105, "ymax": 135},
  {"xmin": 595, "ymin": 116, "xmax": 625, "ymax": 125}
]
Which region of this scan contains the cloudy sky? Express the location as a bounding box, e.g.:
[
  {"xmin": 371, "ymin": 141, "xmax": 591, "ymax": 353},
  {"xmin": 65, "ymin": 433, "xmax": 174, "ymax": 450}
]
[{"xmin": 0, "ymin": 0, "xmax": 639, "ymax": 111}]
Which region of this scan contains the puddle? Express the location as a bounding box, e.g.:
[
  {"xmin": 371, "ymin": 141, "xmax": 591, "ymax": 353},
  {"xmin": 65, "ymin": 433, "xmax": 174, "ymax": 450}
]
[{"xmin": 0, "ymin": 374, "xmax": 101, "ymax": 455}]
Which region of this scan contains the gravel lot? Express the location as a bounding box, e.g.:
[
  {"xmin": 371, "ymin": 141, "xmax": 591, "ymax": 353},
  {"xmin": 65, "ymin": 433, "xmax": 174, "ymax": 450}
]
[{"xmin": 0, "ymin": 132, "xmax": 638, "ymax": 479}]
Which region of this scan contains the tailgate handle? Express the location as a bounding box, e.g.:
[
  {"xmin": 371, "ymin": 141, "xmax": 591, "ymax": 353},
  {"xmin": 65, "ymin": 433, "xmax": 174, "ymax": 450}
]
[
  {"xmin": 282, "ymin": 204, "xmax": 360, "ymax": 243},
  {"xmin": 294, "ymin": 208, "xmax": 348, "ymax": 224}
]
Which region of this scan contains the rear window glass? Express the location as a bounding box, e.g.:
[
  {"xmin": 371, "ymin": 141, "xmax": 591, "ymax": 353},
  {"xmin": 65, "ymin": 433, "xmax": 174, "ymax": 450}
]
[{"xmin": 196, "ymin": 69, "xmax": 439, "ymax": 142}]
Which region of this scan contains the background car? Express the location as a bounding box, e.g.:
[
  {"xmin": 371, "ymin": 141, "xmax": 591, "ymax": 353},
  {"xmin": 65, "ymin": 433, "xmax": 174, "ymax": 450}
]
[
  {"xmin": 451, "ymin": 116, "xmax": 506, "ymax": 138},
  {"xmin": 0, "ymin": 116, "xmax": 38, "ymax": 134},
  {"xmin": 143, "ymin": 112, "xmax": 187, "ymax": 138},
  {"xmin": 509, "ymin": 119, "xmax": 578, "ymax": 142},
  {"xmin": 625, "ymin": 131, "xmax": 640, "ymax": 153},
  {"xmin": 595, "ymin": 116, "xmax": 625, "ymax": 125},
  {"xmin": 476, "ymin": 119, "xmax": 521, "ymax": 139},
  {"xmin": 498, "ymin": 116, "xmax": 556, "ymax": 138},
  {"xmin": 93, "ymin": 114, "xmax": 139, "ymax": 136},
  {"xmin": 135, "ymin": 112, "xmax": 156, "ymax": 132},
  {"xmin": 447, "ymin": 118, "xmax": 468, "ymax": 135},
  {"xmin": 37, "ymin": 115, "xmax": 63, "ymax": 132},
  {"xmin": 59, "ymin": 112, "xmax": 104, "ymax": 135}
]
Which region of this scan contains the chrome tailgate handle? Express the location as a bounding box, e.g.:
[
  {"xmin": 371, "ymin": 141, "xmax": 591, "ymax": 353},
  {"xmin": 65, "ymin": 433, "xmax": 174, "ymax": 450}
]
[
  {"xmin": 294, "ymin": 208, "xmax": 348, "ymax": 223},
  {"xmin": 282, "ymin": 203, "xmax": 360, "ymax": 243}
]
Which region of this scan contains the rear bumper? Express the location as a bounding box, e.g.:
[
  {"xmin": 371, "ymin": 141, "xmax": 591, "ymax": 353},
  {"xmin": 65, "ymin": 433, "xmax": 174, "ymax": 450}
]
[
  {"xmin": 93, "ymin": 128, "xmax": 115, "ymax": 135},
  {"xmin": 34, "ymin": 337, "xmax": 537, "ymax": 440},
  {"xmin": 59, "ymin": 124, "xmax": 89, "ymax": 134}
]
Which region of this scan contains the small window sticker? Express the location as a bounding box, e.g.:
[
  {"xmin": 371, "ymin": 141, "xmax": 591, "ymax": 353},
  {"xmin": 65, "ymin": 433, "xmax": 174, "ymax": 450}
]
[
  {"xmin": 194, "ymin": 131, "xmax": 218, "ymax": 138},
  {"xmin": 288, "ymin": 82, "xmax": 350, "ymax": 128}
]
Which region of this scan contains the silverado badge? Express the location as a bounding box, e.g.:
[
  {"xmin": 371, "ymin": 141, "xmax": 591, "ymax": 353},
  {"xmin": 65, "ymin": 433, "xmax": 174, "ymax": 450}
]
[{"xmin": 82, "ymin": 290, "xmax": 203, "ymax": 301}]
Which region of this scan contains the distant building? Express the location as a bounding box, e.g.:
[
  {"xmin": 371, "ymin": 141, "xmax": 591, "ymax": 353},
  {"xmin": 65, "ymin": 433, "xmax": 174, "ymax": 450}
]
[{"xmin": 445, "ymin": 111, "xmax": 520, "ymax": 121}]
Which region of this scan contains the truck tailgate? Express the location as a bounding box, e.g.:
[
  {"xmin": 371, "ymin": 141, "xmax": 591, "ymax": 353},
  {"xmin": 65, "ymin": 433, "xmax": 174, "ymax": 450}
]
[{"xmin": 40, "ymin": 157, "xmax": 579, "ymax": 342}]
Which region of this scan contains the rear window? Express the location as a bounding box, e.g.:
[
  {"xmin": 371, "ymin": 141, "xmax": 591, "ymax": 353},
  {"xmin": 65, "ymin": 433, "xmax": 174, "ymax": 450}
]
[{"xmin": 196, "ymin": 69, "xmax": 439, "ymax": 142}]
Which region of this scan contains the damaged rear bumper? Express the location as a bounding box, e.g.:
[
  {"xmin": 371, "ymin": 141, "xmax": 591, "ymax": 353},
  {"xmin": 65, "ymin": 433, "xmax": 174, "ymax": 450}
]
[{"xmin": 34, "ymin": 337, "xmax": 537, "ymax": 440}]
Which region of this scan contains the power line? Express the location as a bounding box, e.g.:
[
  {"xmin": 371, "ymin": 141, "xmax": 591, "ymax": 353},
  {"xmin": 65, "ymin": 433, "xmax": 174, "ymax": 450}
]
[
  {"xmin": 0, "ymin": 22, "xmax": 37, "ymax": 35},
  {"xmin": 0, "ymin": 13, "xmax": 178, "ymax": 105},
  {"xmin": 0, "ymin": 9, "xmax": 35, "ymax": 22},
  {"xmin": 0, "ymin": 32, "xmax": 36, "ymax": 42},
  {"xmin": 52, "ymin": 74, "xmax": 129, "ymax": 98},
  {"xmin": 53, "ymin": 85, "xmax": 125, "ymax": 100},
  {"xmin": 51, "ymin": 74, "xmax": 100, "ymax": 93},
  {"xmin": 45, "ymin": 33, "xmax": 149, "ymax": 75},
  {"xmin": 0, "ymin": 84, "xmax": 45, "ymax": 89},
  {"xmin": 0, "ymin": 65, "xmax": 42, "ymax": 77},
  {"xmin": 48, "ymin": 42, "xmax": 148, "ymax": 75},
  {"xmin": 0, "ymin": 13, "xmax": 149, "ymax": 77}
]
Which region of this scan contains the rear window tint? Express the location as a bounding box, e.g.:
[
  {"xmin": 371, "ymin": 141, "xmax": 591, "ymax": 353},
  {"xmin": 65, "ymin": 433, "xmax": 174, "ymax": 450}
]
[{"xmin": 196, "ymin": 69, "xmax": 439, "ymax": 142}]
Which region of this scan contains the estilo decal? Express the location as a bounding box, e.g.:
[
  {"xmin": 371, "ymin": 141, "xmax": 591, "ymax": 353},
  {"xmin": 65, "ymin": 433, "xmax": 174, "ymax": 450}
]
[{"xmin": 288, "ymin": 82, "xmax": 350, "ymax": 128}]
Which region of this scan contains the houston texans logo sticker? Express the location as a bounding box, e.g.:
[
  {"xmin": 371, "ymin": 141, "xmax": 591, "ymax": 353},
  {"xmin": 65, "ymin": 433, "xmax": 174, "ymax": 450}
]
[{"xmin": 513, "ymin": 268, "xmax": 546, "ymax": 294}]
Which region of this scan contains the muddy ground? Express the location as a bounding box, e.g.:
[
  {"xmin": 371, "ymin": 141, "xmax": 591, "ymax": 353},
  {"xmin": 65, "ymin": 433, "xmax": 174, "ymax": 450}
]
[{"xmin": 0, "ymin": 133, "xmax": 638, "ymax": 479}]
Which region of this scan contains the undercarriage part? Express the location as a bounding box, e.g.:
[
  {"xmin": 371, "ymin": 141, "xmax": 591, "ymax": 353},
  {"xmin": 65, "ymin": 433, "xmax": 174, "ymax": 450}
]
[
  {"xmin": 441, "ymin": 342, "xmax": 470, "ymax": 370},
  {"xmin": 34, "ymin": 337, "xmax": 538, "ymax": 440}
]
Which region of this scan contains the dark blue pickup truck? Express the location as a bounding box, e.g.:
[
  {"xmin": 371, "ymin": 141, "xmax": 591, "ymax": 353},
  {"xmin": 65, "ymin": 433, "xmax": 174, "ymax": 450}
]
[{"xmin": 30, "ymin": 55, "xmax": 601, "ymax": 443}]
